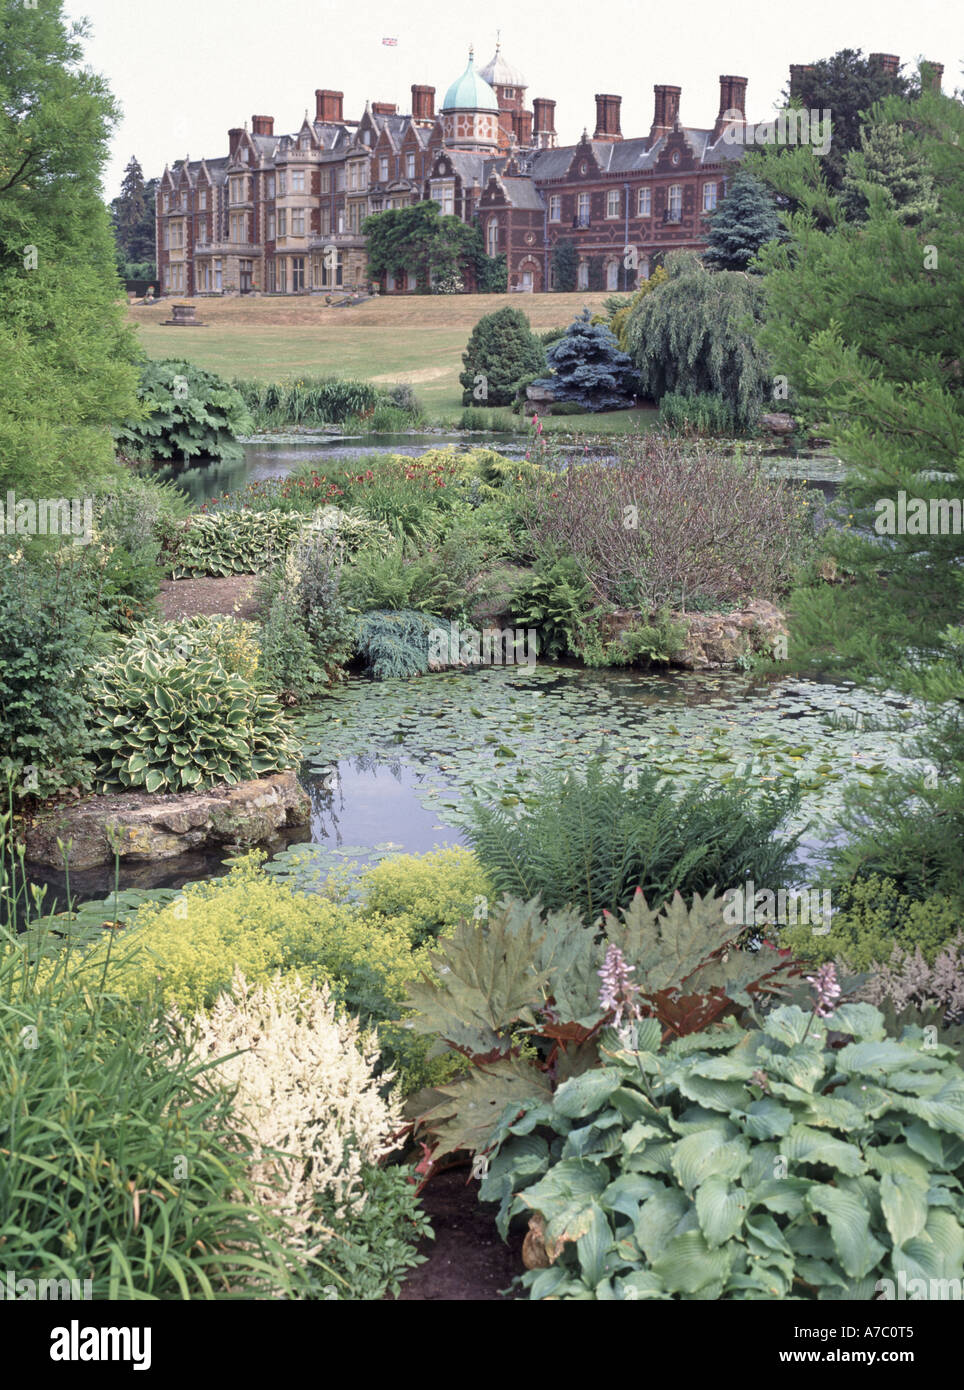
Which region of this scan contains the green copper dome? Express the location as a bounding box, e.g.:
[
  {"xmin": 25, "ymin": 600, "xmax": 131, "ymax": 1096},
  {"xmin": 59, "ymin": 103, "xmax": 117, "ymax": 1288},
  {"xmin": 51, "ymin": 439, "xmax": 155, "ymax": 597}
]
[{"xmin": 442, "ymin": 49, "xmax": 499, "ymax": 112}]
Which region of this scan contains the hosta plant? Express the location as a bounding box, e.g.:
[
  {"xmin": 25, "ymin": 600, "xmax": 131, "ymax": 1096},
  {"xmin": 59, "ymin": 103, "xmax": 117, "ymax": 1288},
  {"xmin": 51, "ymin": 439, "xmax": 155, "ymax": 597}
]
[
  {"xmin": 406, "ymin": 890, "xmax": 800, "ymax": 1160},
  {"xmin": 158, "ymin": 509, "xmax": 303, "ymax": 578},
  {"xmin": 478, "ymin": 1004, "xmax": 964, "ymax": 1299},
  {"xmin": 124, "ymin": 615, "xmax": 261, "ymax": 679},
  {"xmin": 90, "ymin": 648, "xmax": 298, "ymax": 793}
]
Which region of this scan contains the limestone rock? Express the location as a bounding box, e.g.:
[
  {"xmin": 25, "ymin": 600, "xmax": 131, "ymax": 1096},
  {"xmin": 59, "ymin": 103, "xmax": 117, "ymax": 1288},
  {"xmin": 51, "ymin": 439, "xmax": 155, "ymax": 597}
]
[{"xmin": 24, "ymin": 771, "xmax": 310, "ymax": 870}]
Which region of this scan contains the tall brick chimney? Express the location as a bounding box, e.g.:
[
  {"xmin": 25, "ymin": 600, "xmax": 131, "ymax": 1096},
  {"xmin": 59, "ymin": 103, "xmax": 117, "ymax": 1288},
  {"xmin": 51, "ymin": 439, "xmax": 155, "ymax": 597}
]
[
  {"xmin": 921, "ymin": 60, "xmax": 944, "ymax": 91},
  {"xmin": 788, "ymin": 64, "xmax": 814, "ymax": 100},
  {"xmin": 372, "ymin": 101, "xmax": 397, "ymax": 116},
  {"xmin": 650, "ymin": 85, "xmax": 681, "ymax": 140},
  {"xmin": 868, "ymin": 53, "xmax": 901, "ymax": 77},
  {"xmin": 593, "ymin": 94, "xmax": 623, "ymax": 142},
  {"xmin": 532, "ymin": 97, "xmax": 556, "ymax": 147},
  {"xmin": 411, "ymin": 84, "xmax": 435, "ymax": 120},
  {"xmin": 251, "ymin": 115, "xmax": 274, "ymax": 137},
  {"xmin": 228, "ymin": 127, "xmax": 245, "ymax": 159},
  {"xmin": 315, "ymin": 89, "xmax": 344, "ymax": 123},
  {"xmin": 712, "ymin": 76, "xmax": 747, "ymax": 141},
  {"xmin": 513, "ymin": 109, "xmax": 534, "ymax": 145}
]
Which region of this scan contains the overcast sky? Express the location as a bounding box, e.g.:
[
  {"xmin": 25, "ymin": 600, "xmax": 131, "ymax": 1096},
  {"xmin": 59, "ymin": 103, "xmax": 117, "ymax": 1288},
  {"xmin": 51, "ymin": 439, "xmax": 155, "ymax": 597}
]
[{"xmin": 66, "ymin": 0, "xmax": 961, "ymax": 199}]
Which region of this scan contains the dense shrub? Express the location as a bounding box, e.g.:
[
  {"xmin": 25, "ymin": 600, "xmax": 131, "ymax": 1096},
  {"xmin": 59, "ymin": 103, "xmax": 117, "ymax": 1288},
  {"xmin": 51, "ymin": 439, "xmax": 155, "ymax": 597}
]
[
  {"xmin": 158, "ymin": 509, "xmax": 302, "ymax": 578},
  {"xmin": 256, "ymin": 534, "xmax": 356, "ymax": 698},
  {"xmin": 340, "ymin": 544, "xmax": 460, "ymax": 617},
  {"xmin": 359, "ymin": 847, "xmax": 492, "ymax": 947},
  {"xmin": 480, "ymin": 1003, "xmax": 964, "ymax": 1299},
  {"xmin": 516, "ymin": 436, "xmax": 806, "ymax": 610},
  {"xmin": 116, "ymin": 359, "xmax": 252, "ymax": 463},
  {"xmin": 533, "ymin": 308, "xmax": 638, "ymax": 412},
  {"xmin": 782, "ymin": 876, "xmax": 961, "ymax": 970},
  {"xmin": 465, "ymin": 759, "xmax": 801, "ymax": 923},
  {"xmin": 0, "ymin": 922, "xmax": 304, "ymax": 1298},
  {"xmin": 0, "ymin": 550, "xmax": 100, "ymax": 797},
  {"xmin": 625, "ymin": 251, "xmax": 771, "ymax": 426},
  {"xmin": 459, "ymin": 308, "xmax": 546, "ymax": 407},
  {"xmin": 89, "ymin": 647, "xmax": 298, "ymax": 793}
]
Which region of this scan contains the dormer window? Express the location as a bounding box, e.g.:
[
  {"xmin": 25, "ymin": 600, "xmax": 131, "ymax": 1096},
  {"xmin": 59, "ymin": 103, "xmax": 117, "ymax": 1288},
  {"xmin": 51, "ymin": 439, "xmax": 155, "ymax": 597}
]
[
  {"xmin": 362, "ymin": 129, "xmax": 371, "ymax": 145},
  {"xmin": 406, "ymin": 153, "xmax": 415, "ymax": 178},
  {"xmin": 300, "ymin": 135, "xmax": 310, "ymax": 150}
]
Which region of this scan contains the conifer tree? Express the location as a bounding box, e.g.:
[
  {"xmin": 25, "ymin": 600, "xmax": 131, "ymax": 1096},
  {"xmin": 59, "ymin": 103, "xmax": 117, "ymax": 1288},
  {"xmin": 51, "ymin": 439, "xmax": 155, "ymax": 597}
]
[
  {"xmin": 840, "ymin": 121, "xmax": 938, "ymax": 225},
  {"xmin": 703, "ymin": 168, "xmax": 783, "ymax": 271},
  {"xmin": 551, "ymin": 239, "xmax": 578, "ymax": 292},
  {"xmin": 755, "ymin": 81, "xmax": 964, "ymax": 901},
  {"xmin": 459, "ymin": 307, "xmax": 545, "ymax": 406},
  {"xmin": 536, "ymin": 307, "xmax": 637, "ymax": 411}
]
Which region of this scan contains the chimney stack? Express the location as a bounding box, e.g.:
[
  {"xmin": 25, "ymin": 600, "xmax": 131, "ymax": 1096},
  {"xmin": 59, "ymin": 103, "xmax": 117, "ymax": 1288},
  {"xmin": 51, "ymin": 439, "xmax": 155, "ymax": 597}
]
[
  {"xmin": 650, "ymin": 85, "xmax": 681, "ymax": 140},
  {"xmin": 593, "ymin": 94, "xmax": 623, "ymax": 142},
  {"xmin": 513, "ymin": 109, "xmax": 534, "ymax": 146},
  {"xmin": 532, "ymin": 97, "xmax": 557, "ymax": 148},
  {"xmin": 921, "ymin": 60, "xmax": 944, "ymax": 92},
  {"xmin": 411, "ymin": 84, "xmax": 435, "ymax": 120},
  {"xmin": 372, "ymin": 101, "xmax": 397, "ymax": 116},
  {"xmin": 788, "ymin": 64, "xmax": 814, "ymax": 100},
  {"xmin": 228, "ymin": 127, "xmax": 245, "ymax": 159},
  {"xmin": 315, "ymin": 89, "xmax": 344, "ymax": 123},
  {"xmin": 712, "ymin": 76, "xmax": 747, "ymax": 141},
  {"xmin": 868, "ymin": 53, "xmax": 901, "ymax": 78},
  {"xmin": 251, "ymin": 115, "xmax": 274, "ymax": 137}
]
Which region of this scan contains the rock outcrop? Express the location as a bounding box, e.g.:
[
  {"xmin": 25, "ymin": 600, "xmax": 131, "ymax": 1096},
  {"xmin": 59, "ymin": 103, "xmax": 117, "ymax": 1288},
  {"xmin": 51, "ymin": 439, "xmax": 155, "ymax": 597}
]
[
  {"xmin": 602, "ymin": 599, "xmax": 788, "ymax": 671},
  {"xmin": 24, "ymin": 771, "xmax": 310, "ymax": 870}
]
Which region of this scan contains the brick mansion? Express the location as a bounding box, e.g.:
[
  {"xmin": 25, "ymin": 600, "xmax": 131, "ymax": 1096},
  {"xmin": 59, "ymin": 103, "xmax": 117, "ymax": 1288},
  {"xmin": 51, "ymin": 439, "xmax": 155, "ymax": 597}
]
[{"xmin": 154, "ymin": 44, "xmax": 928, "ymax": 297}]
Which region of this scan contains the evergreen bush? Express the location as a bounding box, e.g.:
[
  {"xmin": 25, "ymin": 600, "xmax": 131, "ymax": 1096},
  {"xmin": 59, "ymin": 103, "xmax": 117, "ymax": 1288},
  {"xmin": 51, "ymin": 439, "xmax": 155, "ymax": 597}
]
[{"xmin": 460, "ymin": 308, "xmax": 546, "ymax": 406}]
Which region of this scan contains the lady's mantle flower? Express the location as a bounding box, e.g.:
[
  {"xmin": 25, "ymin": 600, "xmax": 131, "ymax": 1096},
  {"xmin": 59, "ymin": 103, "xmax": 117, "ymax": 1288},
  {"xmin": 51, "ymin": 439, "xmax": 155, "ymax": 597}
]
[
  {"xmin": 598, "ymin": 944, "xmax": 643, "ymax": 1028},
  {"xmin": 805, "ymin": 961, "xmax": 841, "ymax": 1018}
]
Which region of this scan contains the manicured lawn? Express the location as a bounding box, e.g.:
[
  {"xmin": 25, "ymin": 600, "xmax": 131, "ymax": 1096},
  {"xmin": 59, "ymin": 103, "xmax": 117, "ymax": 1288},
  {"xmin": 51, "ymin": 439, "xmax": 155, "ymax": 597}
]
[{"xmin": 126, "ymin": 291, "xmax": 653, "ymax": 429}]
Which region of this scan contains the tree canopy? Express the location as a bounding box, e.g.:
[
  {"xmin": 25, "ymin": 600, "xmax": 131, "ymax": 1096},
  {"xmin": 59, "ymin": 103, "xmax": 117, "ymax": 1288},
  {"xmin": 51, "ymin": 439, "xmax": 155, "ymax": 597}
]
[{"xmin": 0, "ymin": 0, "xmax": 142, "ymax": 495}]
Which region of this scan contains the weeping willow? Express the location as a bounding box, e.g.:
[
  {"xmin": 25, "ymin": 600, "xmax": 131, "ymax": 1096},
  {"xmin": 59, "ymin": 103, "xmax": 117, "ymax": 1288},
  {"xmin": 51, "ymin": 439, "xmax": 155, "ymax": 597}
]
[{"xmin": 625, "ymin": 251, "xmax": 771, "ymax": 426}]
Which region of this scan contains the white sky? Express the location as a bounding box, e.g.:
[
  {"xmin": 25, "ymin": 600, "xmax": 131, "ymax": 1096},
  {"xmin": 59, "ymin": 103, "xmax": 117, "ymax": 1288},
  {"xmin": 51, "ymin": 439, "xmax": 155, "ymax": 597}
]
[{"xmin": 65, "ymin": 0, "xmax": 961, "ymax": 198}]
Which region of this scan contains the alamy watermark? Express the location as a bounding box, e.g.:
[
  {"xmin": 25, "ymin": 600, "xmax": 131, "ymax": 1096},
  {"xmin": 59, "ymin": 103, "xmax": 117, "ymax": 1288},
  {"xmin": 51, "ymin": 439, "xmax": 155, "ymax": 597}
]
[
  {"xmin": 875, "ymin": 491, "xmax": 963, "ymax": 535},
  {"xmin": 721, "ymin": 107, "xmax": 832, "ymax": 156},
  {"xmin": 1, "ymin": 1270, "xmax": 92, "ymax": 1300},
  {"xmin": 429, "ymin": 622, "xmax": 538, "ymax": 668},
  {"xmin": 1, "ymin": 491, "xmax": 93, "ymax": 545},
  {"xmin": 723, "ymin": 880, "xmax": 832, "ymax": 933}
]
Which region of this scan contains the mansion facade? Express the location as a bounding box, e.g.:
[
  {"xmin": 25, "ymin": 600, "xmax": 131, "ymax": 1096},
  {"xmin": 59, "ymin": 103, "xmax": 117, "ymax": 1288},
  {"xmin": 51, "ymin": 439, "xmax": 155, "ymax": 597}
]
[{"xmin": 154, "ymin": 45, "xmax": 915, "ymax": 297}]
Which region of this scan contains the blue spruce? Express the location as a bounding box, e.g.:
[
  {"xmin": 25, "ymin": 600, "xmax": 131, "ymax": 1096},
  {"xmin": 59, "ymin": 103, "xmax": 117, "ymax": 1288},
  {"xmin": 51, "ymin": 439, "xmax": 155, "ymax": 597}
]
[{"xmin": 535, "ymin": 308, "xmax": 638, "ymax": 413}]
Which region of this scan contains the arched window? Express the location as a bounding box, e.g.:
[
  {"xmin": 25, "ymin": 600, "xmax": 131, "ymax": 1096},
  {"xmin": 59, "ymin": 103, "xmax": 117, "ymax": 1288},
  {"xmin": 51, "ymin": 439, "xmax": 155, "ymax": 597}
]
[{"xmin": 487, "ymin": 217, "xmax": 499, "ymax": 256}]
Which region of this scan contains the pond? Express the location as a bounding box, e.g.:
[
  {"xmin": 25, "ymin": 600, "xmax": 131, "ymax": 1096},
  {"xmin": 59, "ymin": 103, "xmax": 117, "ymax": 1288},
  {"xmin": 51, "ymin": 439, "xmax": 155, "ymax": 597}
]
[
  {"xmin": 152, "ymin": 432, "xmax": 845, "ymax": 505},
  {"xmin": 24, "ymin": 662, "xmax": 924, "ymax": 919}
]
